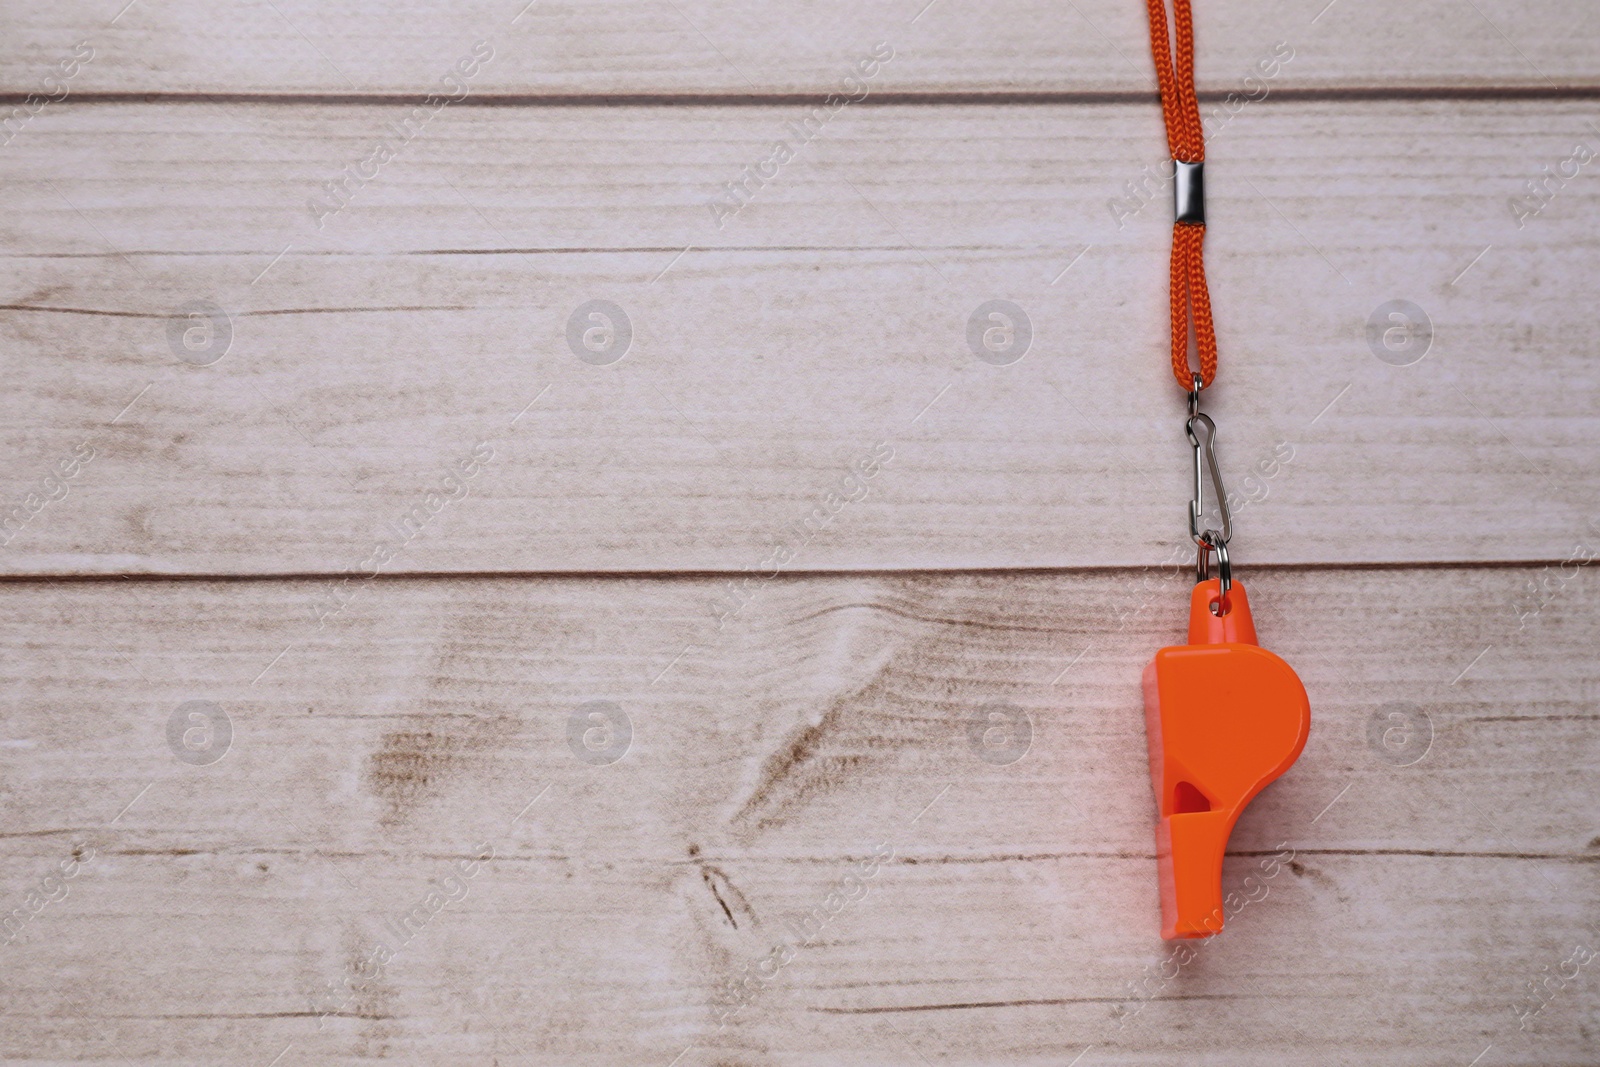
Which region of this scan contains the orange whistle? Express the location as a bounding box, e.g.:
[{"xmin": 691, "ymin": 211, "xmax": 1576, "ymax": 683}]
[{"xmin": 1142, "ymin": 579, "xmax": 1310, "ymax": 939}]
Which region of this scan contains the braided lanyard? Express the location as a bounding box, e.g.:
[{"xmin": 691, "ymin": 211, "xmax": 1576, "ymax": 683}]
[
  {"xmin": 1145, "ymin": 0, "xmax": 1229, "ymax": 596},
  {"xmin": 1146, "ymin": 0, "xmax": 1217, "ymax": 392},
  {"xmin": 1137, "ymin": 1, "xmax": 1311, "ymax": 941}
]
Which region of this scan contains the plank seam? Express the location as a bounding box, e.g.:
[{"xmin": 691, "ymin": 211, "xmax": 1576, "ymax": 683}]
[
  {"xmin": 0, "ymin": 558, "xmax": 1577, "ymax": 584},
  {"xmin": 5, "ymin": 86, "xmax": 1600, "ymax": 108}
]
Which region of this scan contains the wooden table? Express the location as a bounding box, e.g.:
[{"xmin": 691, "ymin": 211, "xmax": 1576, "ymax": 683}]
[{"xmin": 0, "ymin": 1, "xmax": 1595, "ymax": 1063}]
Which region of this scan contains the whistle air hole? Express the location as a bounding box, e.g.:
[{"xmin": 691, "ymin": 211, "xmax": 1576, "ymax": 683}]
[
  {"xmin": 1173, "ymin": 781, "xmax": 1211, "ymax": 813},
  {"xmin": 1209, "ymin": 594, "xmax": 1232, "ymax": 617}
]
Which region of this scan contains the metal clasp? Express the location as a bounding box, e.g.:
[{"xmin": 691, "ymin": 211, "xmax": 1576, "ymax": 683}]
[
  {"xmin": 1185, "ymin": 374, "xmax": 1232, "ymax": 599},
  {"xmin": 1174, "ymin": 160, "xmax": 1204, "ymax": 225}
]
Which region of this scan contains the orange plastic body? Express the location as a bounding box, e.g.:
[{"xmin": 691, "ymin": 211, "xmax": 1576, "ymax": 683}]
[{"xmin": 1142, "ymin": 579, "xmax": 1310, "ymax": 939}]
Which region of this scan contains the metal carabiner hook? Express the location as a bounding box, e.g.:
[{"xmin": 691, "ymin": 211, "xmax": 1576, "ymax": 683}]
[
  {"xmin": 1186, "ymin": 412, "xmax": 1231, "ymax": 550},
  {"xmin": 1185, "ymin": 374, "xmax": 1233, "ymax": 601}
]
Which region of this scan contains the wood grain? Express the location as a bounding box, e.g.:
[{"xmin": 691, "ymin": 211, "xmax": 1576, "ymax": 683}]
[
  {"xmin": 0, "ymin": 100, "xmax": 1594, "ymax": 574},
  {"xmin": 3, "ymin": 2, "xmax": 1597, "ymax": 1062},
  {"xmin": 2, "ymin": 0, "xmax": 1597, "ymax": 97},
  {"xmin": 0, "ymin": 566, "xmax": 1594, "ymax": 1064}
]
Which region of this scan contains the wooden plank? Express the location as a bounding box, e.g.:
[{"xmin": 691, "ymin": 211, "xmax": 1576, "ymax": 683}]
[
  {"xmin": 2, "ymin": 0, "xmax": 1597, "ymax": 98},
  {"xmin": 0, "ymin": 99, "xmax": 1594, "ymax": 574},
  {"xmin": 0, "ymin": 566, "xmax": 1594, "ymax": 1063}
]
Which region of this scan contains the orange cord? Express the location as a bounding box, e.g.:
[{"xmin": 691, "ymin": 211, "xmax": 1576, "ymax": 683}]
[{"xmin": 1146, "ymin": 0, "xmax": 1217, "ymax": 391}]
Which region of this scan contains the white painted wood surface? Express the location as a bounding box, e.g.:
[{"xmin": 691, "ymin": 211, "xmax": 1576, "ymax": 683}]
[
  {"xmin": 3, "ymin": 0, "xmax": 1597, "ymax": 95},
  {"xmin": 1, "ymin": 1, "xmax": 1596, "ymax": 1063},
  {"xmin": 0, "ymin": 569, "xmax": 1595, "ymax": 1065},
  {"xmin": 0, "ymin": 101, "xmax": 1595, "ymax": 573}
]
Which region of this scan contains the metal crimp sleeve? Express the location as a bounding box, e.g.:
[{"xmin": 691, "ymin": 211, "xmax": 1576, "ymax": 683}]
[{"xmin": 1173, "ymin": 160, "xmax": 1204, "ymax": 225}]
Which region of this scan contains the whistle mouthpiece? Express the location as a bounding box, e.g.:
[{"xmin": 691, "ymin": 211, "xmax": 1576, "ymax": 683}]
[{"xmin": 1141, "ymin": 580, "xmax": 1310, "ymax": 939}]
